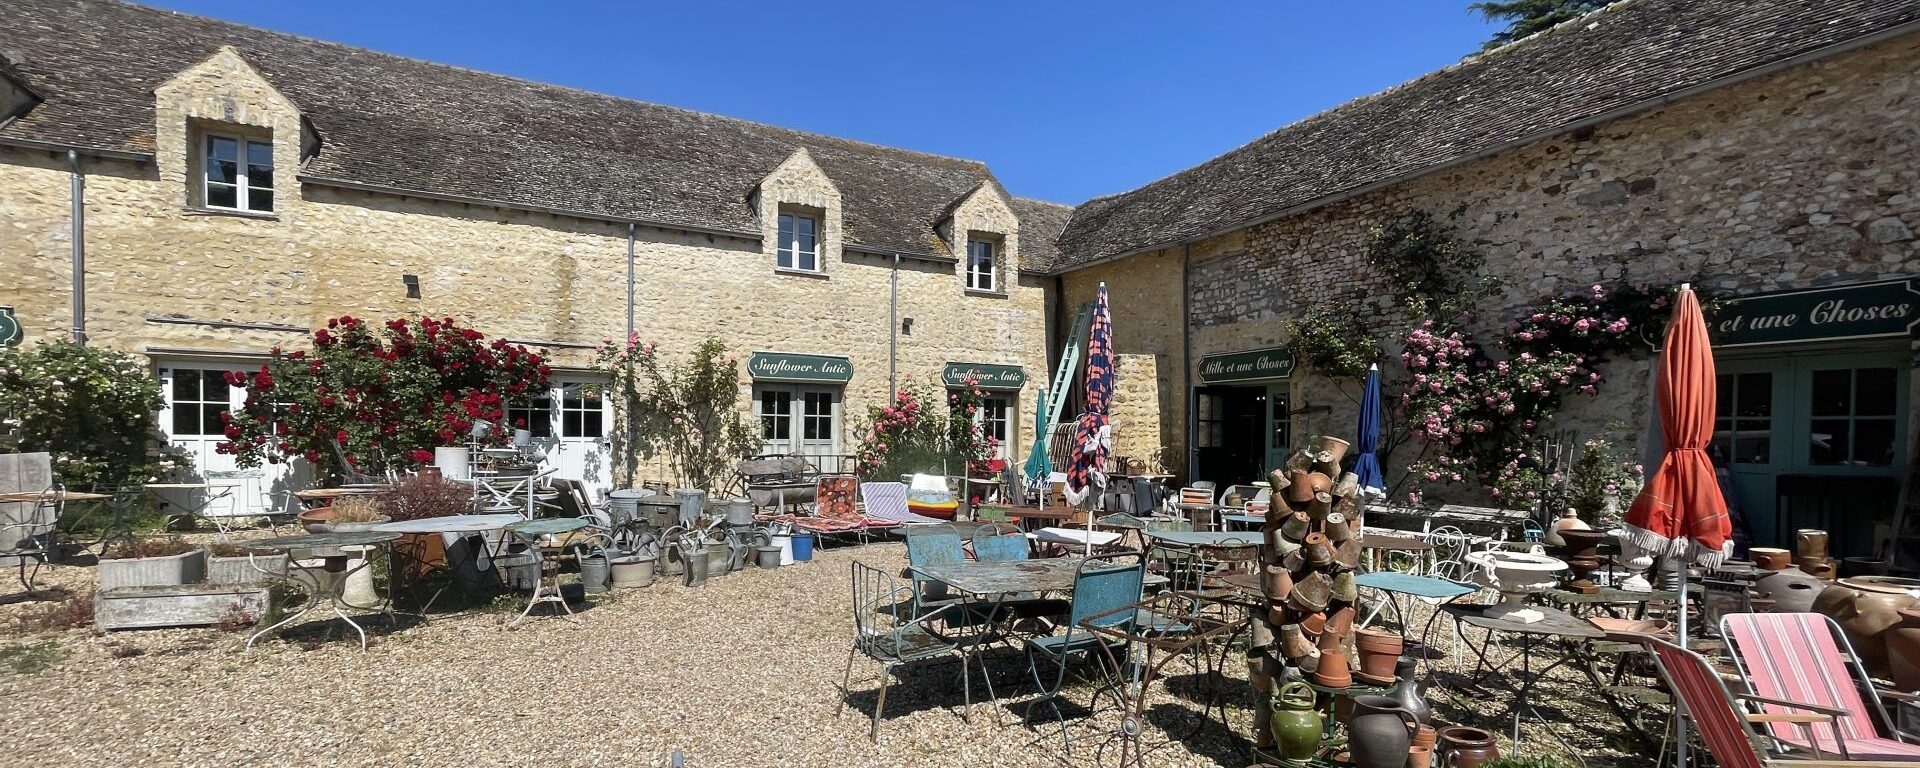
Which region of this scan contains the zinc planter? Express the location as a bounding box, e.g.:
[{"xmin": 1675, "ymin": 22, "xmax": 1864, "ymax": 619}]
[
  {"xmin": 206, "ymin": 552, "xmax": 289, "ymax": 585},
  {"xmin": 97, "ymin": 549, "xmax": 206, "ymax": 591}
]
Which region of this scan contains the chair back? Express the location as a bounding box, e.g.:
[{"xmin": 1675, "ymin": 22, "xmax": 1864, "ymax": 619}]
[
  {"xmin": 1069, "ymin": 551, "xmax": 1146, "ymax": 629},
  {"xmin": 816, "ymin": 475, "xmax": 858, "ymax": 520},
  {"xmin": 905, "ymin": 531, "xmax": 963, "ymax": 569},
  {"xmin": 1146, "ymin": 519, "xmax": 1192, "ymax": 534},
  {"xmin": 849, "ymin": 560, "xmax": 912, "ymax": 638},
  {"xmin": 860, "ymin": 482, "xmax": 909, "ymax": 515},
  {"xmin": 1178, "ymin": 486, "xmax": 1213, "ymax": 506},
  {"xmin": 1637, "ymin": 634, "xmax": 1767, "ymax": 768},
  {"xmin": 976, "ymin": 506, "xmax": 1011, "ymax": 523},
  {"xmin": 1722, "ymin": 612, "xmax": 1889, "ymax": 745},
  {"xmin": 972, "ymin": 527, "xmax": 1029, "ymax": 562}
]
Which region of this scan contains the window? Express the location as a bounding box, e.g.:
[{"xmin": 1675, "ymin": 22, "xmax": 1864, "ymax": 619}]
[
  {"xmin": 979, "ymin": 395, "xmax": 1011, "ymax": 458},
  {"xmin": 168, "ymin": 369, "xmax": 232, "ymax": 437},
  {"xmin": 203, "ymin": 133, "xmax": 273, "ymax": 213},
  {"xmin": 559, "ymin": 384, "xmax": 604, "ymax": 439},
  {"xmin": 1196, "ymin": 393, "xmax": 1224, "ymax": 449},
  {"xmin": 757, "ymin": 385, "xmax": 840, "ymax": 455},
  {"xmin": 508, "ymin": 391, "xmax": 554, "ymax": 439},
  {"xmin": 1268, "ymin": 390, "xmax": 1292, "ymax": 453},
  {"xmin": 777, "ymin": 213, "xmax": 819, "ymax": 271},
  {"xmin": 966, "ymin": 239, "xmax": 996, "ymax": 291},
  {"xmin": 1713, "ymin": 372, "xmax": 1773, "ymax": 465},
  {"xmin": 1807, "ymin": 367, "xmax": 1898, "ymax": 466},
  {"xmin": 759, "ymin": 389, "xmax": 793, "ymax": 442}
]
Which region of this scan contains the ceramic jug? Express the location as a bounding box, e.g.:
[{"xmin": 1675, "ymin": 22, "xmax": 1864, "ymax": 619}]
[
  {"xmin": 1270, "ymin": 681, "xmax": 1322, "ymax": 761},
  {"xmin": 1437, "ymin": 726, "xmax": 1499, "ymax": 768},
  {"xmin": 1387, "ymin": 656, "xmax": 1433, "ymax": 724},
  {"xmin": 1347, "ymin": 695, "xmax": 1416, "ymax": 768}
]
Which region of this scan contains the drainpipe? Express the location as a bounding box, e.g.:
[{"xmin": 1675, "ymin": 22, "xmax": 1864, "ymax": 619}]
[
  {"xmin": 1181, "ymin": 243, "xmax": 1193, "ymax": 482},
  {"xmin": 888, "ymin": 253, "xmax": 900, "ymax": 394},
  {"xmin": 625, "ymin": 222, "xmax": 636, "ymax": 342},
  {"xmin": 68, "ymin": 150, "xmax": 86, "ymax": 346}
]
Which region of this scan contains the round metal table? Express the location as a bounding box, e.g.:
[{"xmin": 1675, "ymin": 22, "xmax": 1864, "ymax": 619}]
[
  {"xmin": 244, "ymin": 531, "xmax": 400, "ymax": 651},
  {"xmin": 501, "ymin": 517, "xmax": 590, "ymax": 628}
]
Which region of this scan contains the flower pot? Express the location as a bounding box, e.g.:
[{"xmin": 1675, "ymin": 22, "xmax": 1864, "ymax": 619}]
[
  {"xmin": 1323, "ymin": 512, "xmax": 1351, "ymax": 541},
  {"xmin": 392, "ymin": 531, "xmax": 448, "ymax": 583},
  {"xmin": 1436, "ymin": 726, "xmax": 1498, "ymax": 768},
  {"xmin": 1286, "ymin": 471, "xmax": 1317, "ymax": 504},
  {"xmin": 1557, "ymin": 529, "xmax": 1606, "ymax": 559},
  {"xmin": 1279, "ymin": 623, "xmax": 1318, "ymax": 661},
  {"xmin": 1270, "ymin": 681, "xmax": 1322, "ymax": 761},
  {"xmin": 331, "ymin": 516, "xmax": 391, "ymax": 533},
  {"xmin": 755, "ymin": 546, "xmax": 781, "ymax": 569},
  {"xmin": 206, "ymin": 552, "xmax": 287, "ymax": 585},
  {"xmin": 98, "ymin": 549, "xmax": 206, "ymax": 590},
  {"xmin": 298, "ymin": 508, "xmax": 336, "ymax": 534},
  {"xmin": 1312, "ymin": 647, "xmax": 1351, "ymax": 688},
  {"xmin": 1266, "ymin": 468, "xmax": 1293, "ymax": 495},
  {"xmin": 1797, "ymin": 529, "xmax": 1831, "ymax": 562},
  {"xmin": 1331, "ymin": 571, "xmax": 1357, "ymax": 603},
  {"xmin": 1353, "ymin": 629, "xmax": 1403, "ymax": 684},
  {"xmin": 1314, "ymin": 436, "xmax": 1351, "ymax": 465},
  {"xmin": 1280, "ymin": 511, "xmax": 1312, "ymax": 542},
  {"xmin": 1467, "ymin": 549, "xmax": 1567, "ymax": 620},
  {"xmin": 704, "ymin": 540, "xmax": 731, "ymax": 579},
  {"xmin": 1262, "ymin": 565, "xmax": 1294, "ymax": 599},
  {"xmin": 1408, "ymin": 744, "xmax": 1433, "ymax": 768},
  {"xmin": 433, "ymin": 446, "xmax": 471, "ymax": 480},
  {"xmin": 1291, "ymin": 570, "xmax": 1332, "ymax": 613},
  {"xmin": 1751, "ymin": 547, "xmax": 1793, "ymax": 571},
  {"xmin": 1545, "ymin": 508, "xmax": 1591, "ymax": 547},
  {"xmin": 1302, "ymin": 533, "xmax": 1334, "ymax": 568}
]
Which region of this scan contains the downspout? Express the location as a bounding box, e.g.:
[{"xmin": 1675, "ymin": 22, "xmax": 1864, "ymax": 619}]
[
  {"xmin": 625, "ymin": 222, "xmax": 636, "ymax": 342},
  {"xmin": 68, "ymin": 150, "xmax": 86, "ymax": 345},
  {"xmin": 888, "ymin": 253, "xmax": 900, "ymax": 394},
  {"xmin": 1181, "ymin": 244, "xmax": 1193, "ymax": 483}
]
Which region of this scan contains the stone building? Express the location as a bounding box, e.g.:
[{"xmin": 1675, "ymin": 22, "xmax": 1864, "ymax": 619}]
[
  {"xmin": 0, "ymin": 0, "xmax": 1067, "ymax": 505},
  {"xmin": 1039, "ymin": 0, "xmax": 1920, "ymax": 561}
]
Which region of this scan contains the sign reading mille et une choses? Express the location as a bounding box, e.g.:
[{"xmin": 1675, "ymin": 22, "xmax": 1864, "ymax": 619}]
[
  {"xmin": 746, "ymin": 352, "xmax": 853, "ymax": 383},
  {"xmin": 941, "ymin": 363, "xmax": 1027, "ymax": 391},
  {"xmin": 1709, "ymin": 278, "xmax": 1920, "ymax": 347},
  {"xmin": 0, "ymin": 307, "xmax": 19, "ymax": 348},
  {"xmin": 1197, "ymin": 346, "xmax": 1296, "ymax": 384}
]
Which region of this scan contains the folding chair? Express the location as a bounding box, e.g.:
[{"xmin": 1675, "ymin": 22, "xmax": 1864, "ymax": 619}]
[{"xmin": 1723, "ymin": 612, "xmax": 1920, "ymax": 759}]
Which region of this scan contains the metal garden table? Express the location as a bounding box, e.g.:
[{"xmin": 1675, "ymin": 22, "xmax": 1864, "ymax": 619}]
[
  {"xmin": 372, "ymin": 513, "xmax": 523, "ymax": 618},
  {"xmin": 245, "ymin": 531, "xmax": 400, "ymax": 651},
  {"xmin": 1440, "ymin": 602, "xmax": 1604, "ymax": 764},
  {"xmin": 1353, "ymin": 571, "xmax": 1476, "ymax": 640},
  {"xmin": 912, "ymin": 558, "xmax": 1088, "ymax": 722},
  {"xmin": 501, "ymin": 517, "xmax": 589, "ymax": 628}
]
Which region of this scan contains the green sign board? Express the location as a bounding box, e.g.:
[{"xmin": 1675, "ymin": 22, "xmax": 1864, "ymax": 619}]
[
  {"xmin": 942, "ymin": 363, "xmax": 1027, "ymax": 391},
  {"xmin": 746, "ymin": 352, "xmax": 853, "ymax": 383},
  {"xmin": 1710, "ymin": 278, "xmax": 1920, "ymax": 348},
  {"xmin": 0, "ymin": 307, "xmax": 19, "ymax": 348},
  {"xmin": 1197, "ymin": 346, "xmax": 1296, "ymax": 384}
]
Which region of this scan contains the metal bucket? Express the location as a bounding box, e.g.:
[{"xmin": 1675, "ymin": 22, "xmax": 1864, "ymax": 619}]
[
  {"xmin": 756, "ymin": 546, "xmax": 781, "ymax": 569},
  {"xmin": 497, "ymin": 546, "xmax": 542, "ymax": 591},
  {"xmin": 722, "ymin": 498, "xmax": 755, "ymax": 527},
  {"xmin": 638, "ymin": 498, "xmax": 679, "ymax": 529},
  {"xmin": 607, "ymin": 489, "xmax": 650, "ymax": 527},
  {"xmin": 675, "ymin": 488, "xmax": 707, "ymax": 526},
  {"xmin": 579, "ymin": 551, "xmax": 611, "ymax": 593},
  {"xmin": 660, "ymin": 538, "xmax": 685, "ymax": 577},
  {"xmin": 610, "ymin": 556, "xmax": 655, "ymax": 588}
]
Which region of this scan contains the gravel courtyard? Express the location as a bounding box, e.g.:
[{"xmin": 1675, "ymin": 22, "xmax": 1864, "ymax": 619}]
[{"xmin": 0, "ymin": 536, "xmax": 1656, "ymax": 767}]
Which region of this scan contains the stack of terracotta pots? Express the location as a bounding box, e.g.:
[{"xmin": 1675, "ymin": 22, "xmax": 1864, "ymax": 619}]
[
  {"xmin": 1249, "ymin": 434, "xmax": 1373, "ymax": 751},
  {"xmin": 1796, "ymin": 529, "xmax": 1836, "ymax": 581}
]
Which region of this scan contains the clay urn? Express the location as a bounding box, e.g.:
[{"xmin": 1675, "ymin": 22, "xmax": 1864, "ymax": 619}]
[
  {"xmin": 1353, "ymin": 628, "xmax": 1403, "ymax": 684},
  {"xmin": 1887, "ymin": 608, "xmax": 1920, "ymax": 693},
  {"xmin": 1346, "ymin": 694, "xmax": 1416, "ymax": 768},
  {"xmin": 1813, "ymin": 576, "xmax": 1920, "ymax": 677},
  {"xmin": 1436, "ymin": 726, "xmax": 1500, "ymax": 768},
  {"xmin": 1797, "ymin": 529, "xmax": 1831, "ymax": 561},
  {"xmin": 1755, "ymin": 568, "xmax": 1825, "ymax": 613},
  {"xmin": 1544, "ymin": 508, "xmax": 1591, "ymax": 547},
  {"xmin": 1557, "ymin": 529, "xmax": 1607, "ymax": 560},
  {"xmin": 1750, "ymin": 547, "xmax": 1793, "ymax": 571}
]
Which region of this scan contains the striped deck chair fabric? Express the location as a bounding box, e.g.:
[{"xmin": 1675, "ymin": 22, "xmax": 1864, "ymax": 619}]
[
  {"xmin": 1723, "ymin": 612, "xmax": 1920, "ymax": 759},
  {"xmin": 1641, "ymin": 634, "xmax": 1774, "ymax": 768},
  {"xmin": 858, "ymin": 482, "xmax": 947, "ymax": 526}
]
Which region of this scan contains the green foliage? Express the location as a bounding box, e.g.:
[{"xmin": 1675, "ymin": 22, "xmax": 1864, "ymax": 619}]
[
  {"xmin": 1566, "ymin": 437, "xmax": 1643, "ymax": 527},
  {"xmin": 1367, "ymin": 209, "xmax": 1502, "ymax": 325},
  {"xmin": 592, "ymin": 337, "xmax": 757, "ymax": 494},
  {"xmin": 222, "ymin": 316, "xmax": 551, "ymax": 478},
  {"xmin": 0, "ymin": 340, "xmax": 183, "ymax": 488},
  {"xmin": 853, "ymin": 381, "xmax": 981, "ymax": 480},
  {"xmin": 0, "ymin": 640, "xmax": 66, "ymax": 674},
  {"xmin": 1285, "ymin": 306, "xmax": 1381, "ymax": 380},
  {"xmin": 1471, "ymin": 0, "xmax": 1607, "ymax": 48}
]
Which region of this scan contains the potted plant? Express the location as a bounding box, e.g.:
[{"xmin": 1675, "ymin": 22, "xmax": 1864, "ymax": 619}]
[
  {"xmin": 378, "ymin": 473, "xmax": 474, "ymax": 579},
  {"xmin": 205, "ymin": 541, "xmax": 287, "ymax": 585},
  {"xmin": 325, "ymin": 496, "xmax": 389, "ymax": 532},
  {"xmin": 97, "ymin": 536, "xmax": 205, "ymax": 590}
]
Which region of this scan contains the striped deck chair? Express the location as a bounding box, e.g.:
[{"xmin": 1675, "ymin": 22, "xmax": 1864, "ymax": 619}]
[
  {"xmin": 857, "ymin": 482, "xmax": 948, "ymax": 527},
  {"xmin": 1723, "ymin": 612, "xmax": 1920, "ymax": 760},
  {"xmin": 793, "ymin": 475, "xmax": 869, "ymax": 543},
  {"xmin": 1636, "ymin": 632, "xmax": 1918, "ymax": 767}
]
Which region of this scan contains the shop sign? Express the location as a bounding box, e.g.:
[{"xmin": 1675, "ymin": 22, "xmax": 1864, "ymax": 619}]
[
  {"xmin": 1710, "ymin": 278, "xmax": 1920, "ymax": 347},
  {"xmin": 0, "ymin": 307, "xmax": 18, "ymax": 348},
  {"xmin": 746, "ymin": 352, "xmax": 852, "ymax": 383},
  {"xmin": 1197, "ymin": 346, "xmax": 1295, "ymax": 384},
  {"xmin": 942, "ymin": 363, "xmax": 1026, "ymax": 391}
]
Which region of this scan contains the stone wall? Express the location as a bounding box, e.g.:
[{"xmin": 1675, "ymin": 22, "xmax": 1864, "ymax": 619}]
[
  {"xmin": 1077, "ymin": 31, "xmax": 1920, "ymax": 491},
  {"xmin": 1059, "ymin": 244, "xmax": 1188, "ymax": 476}
]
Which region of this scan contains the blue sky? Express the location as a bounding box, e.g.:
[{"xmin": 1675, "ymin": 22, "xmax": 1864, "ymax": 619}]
[{"xmin": 142, "ymin": 1, "xmax": 1501, "ymax": 204}]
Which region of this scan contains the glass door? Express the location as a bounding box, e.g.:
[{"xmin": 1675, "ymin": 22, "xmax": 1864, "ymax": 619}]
[
  {"xmin": 755, "ymin": 385, "xmax": 841, "ymax": 461},
  {"xmin": 1265, "ymin": 383, "xmax": 1293, "ymax": 475}
]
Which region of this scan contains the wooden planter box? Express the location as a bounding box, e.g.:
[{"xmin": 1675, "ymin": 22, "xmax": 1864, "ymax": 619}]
[
  {"xmin": 97, "ymin": 549, "xmax": 205, "ymax": 590},
  {"xmin": 206, "ymin": 553, "xmax": 288, "ymax": 585},
  {"xmin": 95, "ymin": 584, "xmax": 269, "ymax": 631}
]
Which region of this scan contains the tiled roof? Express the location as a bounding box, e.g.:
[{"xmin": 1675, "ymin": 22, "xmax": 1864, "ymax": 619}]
[
  {"xmin": 1010, "ymin": 196, "xmax": 1075, "ymax": 274},
  {"xmin": 0, "ymin": 0, "xmax": 1042, "ymax": 258},
  {"xmin": 1044, "ymin": 0, "xmax": 1920, "ymax": 272}
]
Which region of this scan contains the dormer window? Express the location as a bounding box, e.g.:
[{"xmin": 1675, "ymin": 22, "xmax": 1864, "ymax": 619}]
[
  {"xmin": 777, "ymin": 212, "xmax": 819, "ymax": 272},
  {"xmin": 966, "ymin": 239, "xmax": 997, "ymax": 292},
  {"xmin": 203, "ymin": 132, "xmax": 273, "ymax": 213}
]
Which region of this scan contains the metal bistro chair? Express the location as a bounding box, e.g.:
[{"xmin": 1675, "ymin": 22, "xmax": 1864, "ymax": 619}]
[
  {"xmin": 1, "ymin": 484, "xmax": 62, "ymax": 595},
  {"xmin": 970, "ymin": 525, "xmax": 1071, "ymax": 631},
  {"xmin": 904, "ymin": 529, "xmax": 965, "ymax": 614},
  {"xmin": 1024, "ymin": 550, "xmax": 1147, "ymax": 754},
  {"xmin": 840, "ymin": 560, "xmax": 968, "ymax": 742}
]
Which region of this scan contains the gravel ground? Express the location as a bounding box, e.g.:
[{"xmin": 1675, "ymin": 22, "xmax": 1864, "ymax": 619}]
[{"xmin": 0, "ymin": 534, "xmax": 1663, "ymax": 767}]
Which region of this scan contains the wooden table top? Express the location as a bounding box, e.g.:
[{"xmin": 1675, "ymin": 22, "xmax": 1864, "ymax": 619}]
[
  {"xmin": 1361, "ymin": 533, "xmax": 1435, "ymax": 551},
  {"xmin": 0, "ymin": 490, "xmax": 112, "ymax": 503}
]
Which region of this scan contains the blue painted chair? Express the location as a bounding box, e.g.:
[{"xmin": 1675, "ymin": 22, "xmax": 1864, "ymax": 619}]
[
  {"xmin": 1023, "ymin": 550, "xmax": 1146, "ymax": 753},
  {"xmin": 972, "ymin": 527, "xmax": 1030, "ymax": 563},
  {"xmin": 839, "ymin": 561, "xmax": 966, "ymax": 742},
  {"xmin": 904, "ymin": 529, "xmax": 964, "ymax": 613}
]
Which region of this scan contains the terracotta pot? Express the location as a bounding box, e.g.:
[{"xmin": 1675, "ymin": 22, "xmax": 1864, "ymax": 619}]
[
  {"xmin": 1408, "ymin": 745, "xmax": 1434, "ymax": 768},
  {"xmin": 1281, "ymin": 511, "xmax": 1312, "ymax": 541},
  {"xmin": 1751, "ymin": 547, "xmax": 1793, "ymax": 571},
  {"xmin": 1557, "ymin": 529, "xmax": 1606, "ymax": 559},
  {"xmin": 1313, "ymin": 647, "xmax": 1351, "ymax": 688},
  {"xmin": 1300, "ymin": 611, "xmax": 1327, "ymax": 637},
  {"xmin": 1354, "ymin": 628, "xmax": 1403, "ymax": 682},
  {"xmin": 1336, "ymin": 538, "xmax": 1364, "ymax": 569},
  {"xmin": 1801, "ymin": 557, "xmax": 1838, "ymax": 581},
  {"xmin": 1545, "ymin": 508, "xmax": 1591, "ymax": 547},
  {"xmin": 1263, "ymin": 566, "xmax": 1295, "ymax": 600},
  {"xmin": 1315, "ymin": 436, "xmax": 1351, "ymax": 464},
  {"xmin": 1755, "ymin": 568, "xmax": 1825, "ymax": 613},
  {"xmin": 1303, "ymin": 533, "xmax": 1334, "ymax": 568},
  {"xmin": 1293, "ymin": 571, "xmax": 1333, "ymax": 612},
  {"xmin": 1888, "ymin": 608, "xmax": 1920, "ymax": 693},
  {"xmin": 1287, "ymin": 471, "xmax": 1318, "ymax": 504},
  {"xmin": 1325, "ymin": 605, "xmax": 1355, "ymax": 639},
  {"xmin": 1280, "ymin": 623, "xmax": 1318, "ymax": 662},
  {"xmin": 1267, "ymin": 468, "xmax": 1293, "ymax": 495},
  {"xmin": 1813, "ymin": 576, "xmax": 1920, "ymax": 678},
  {"xmin": 1411, "ymin": 723, "xmax": 1437, "ymax": 750},
  {"xmin": 392, "ymin": 530, "xmax": 448, "ymax": 582},
  {"xmin": 1318, "ymin": 624, "xmax": 1345, "ymax": 653},
  {"xmin": 1306, "ymin": 472, "xmax": 1333, "ymax": 496},
  {"xmin": 1332, "ymin": 571, "xmax": 1358, "ymax": 603},
  {"xmin": 1332, "ymin": 472, "xmax": 1360, "ymax": 500},
  {"xmin": 1308, "ymin": 492, "xmax": 1334, "ymax": 519},
  {"xmin": 1797, "ymin": 529, "xmax": 1831, "ymax": 561},
  {"xmin": 297, "ymin": 507, "xmax": 336, "ymax": 534},
  {"xmin": 1436, "ymin": 726, "xmax": 1499, "ymax": 768},
  {"xmin": 1324, "ymin": 512, "xmax": 1352, "ymax": 541},
  {"xmin": 1268, "ymin": 605, "xmax": 1289, "ymax": 627}
]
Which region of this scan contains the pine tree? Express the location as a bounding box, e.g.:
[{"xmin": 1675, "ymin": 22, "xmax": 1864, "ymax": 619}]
[{"xmin": 1471, "ymin": 0, "xmax": 1608, "ymax": 48}]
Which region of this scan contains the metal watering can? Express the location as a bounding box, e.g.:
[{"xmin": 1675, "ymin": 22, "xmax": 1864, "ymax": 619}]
[{"xmin": 679, "ymin": 534, "xmax": 710, "ymax": 587}]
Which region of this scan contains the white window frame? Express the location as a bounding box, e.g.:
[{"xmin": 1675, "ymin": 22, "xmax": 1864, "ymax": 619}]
[
  {"xmin": 202, "ymin": 132, "xmax": 274, "ymax": 213},
  {"xmin": 966, "ymin": 239, "xmax": 997, "ymax": 291},
  {"xmin": 777, "ymin": 212, "xmax": 820, "ymax": 272},
  {"xmin": 753, "ymin": 384, "xmax": 840, "ymax": 456}
]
